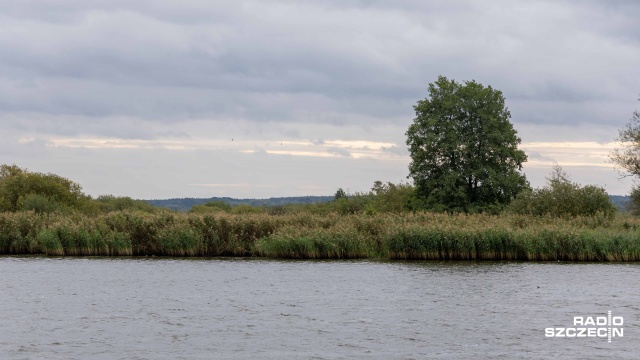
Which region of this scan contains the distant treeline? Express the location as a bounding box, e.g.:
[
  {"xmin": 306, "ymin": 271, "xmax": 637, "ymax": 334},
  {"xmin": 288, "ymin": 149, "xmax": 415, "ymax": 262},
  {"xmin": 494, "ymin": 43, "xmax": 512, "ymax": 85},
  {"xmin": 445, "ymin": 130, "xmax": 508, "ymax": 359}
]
[
  {"xmin": 151, "ymin": 195, "xmax": 631, "ymax": 213},
  {"xmin": 146, "ymin": 196, "xmax": 334, "ymax": 212},
  {"xmin": 0, "ymin": 163, "xmax": 630, "ymax": 217},
  {"xmin": 609, "ymin": 195, "xmax": 630, "ymax": 210}
]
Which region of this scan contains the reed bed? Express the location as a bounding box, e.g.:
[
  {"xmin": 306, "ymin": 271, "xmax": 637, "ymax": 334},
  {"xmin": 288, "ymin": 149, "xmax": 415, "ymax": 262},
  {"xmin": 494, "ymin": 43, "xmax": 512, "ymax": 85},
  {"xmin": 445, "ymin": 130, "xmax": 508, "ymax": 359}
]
[{"xmin": 1, "ymin": 210, "xmax": 639, "ymax": 261}]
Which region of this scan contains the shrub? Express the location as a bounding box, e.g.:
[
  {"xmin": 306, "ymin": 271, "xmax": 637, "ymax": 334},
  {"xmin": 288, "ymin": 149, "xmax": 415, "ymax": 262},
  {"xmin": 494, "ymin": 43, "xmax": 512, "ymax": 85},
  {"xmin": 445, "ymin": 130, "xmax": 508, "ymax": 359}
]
[
  {"xmin": 0, "ymin": 164, "xmax": 86, "ymax": 212},
  {"xmin": 95, "ymin": 195, "xmax": 157, "ymax": 213},
  {"xmin": 367, "ymin": 181, "xmax": 416, "ymax": 213},
  {"xmin": 230, "ymin": 204, "xmax": 264, "ymax": 214},
  {"xmin": 508, "ymin": 166, "xmax": 616, "ymax": 220},
  {"xmin": 333, "ymin": 195, "xmax": 371, "ymax": 215},
  {"xmin": 627, "ymin": 185, "xmax": 640, "ymax": 216},
  {"xmin": 19, "ymin": 194, "xmax": 66, "ymax": 214},
  {"xmin": 189, "ymin": 201, "xmax": 232, "ymax": 214}
]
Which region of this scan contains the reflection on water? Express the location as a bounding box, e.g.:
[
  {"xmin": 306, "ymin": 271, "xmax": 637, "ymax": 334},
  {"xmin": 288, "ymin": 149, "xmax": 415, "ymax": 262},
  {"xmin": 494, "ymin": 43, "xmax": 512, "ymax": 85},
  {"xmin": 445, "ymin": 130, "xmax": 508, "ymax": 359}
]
[{"xmin": 0, "ymin": 257, "xmax": 638, "ymax": 359}]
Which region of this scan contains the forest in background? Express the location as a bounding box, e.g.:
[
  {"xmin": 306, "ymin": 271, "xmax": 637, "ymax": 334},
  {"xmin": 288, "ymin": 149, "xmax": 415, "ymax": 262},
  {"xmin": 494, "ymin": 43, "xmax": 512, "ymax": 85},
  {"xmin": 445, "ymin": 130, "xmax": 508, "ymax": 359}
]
[
  {"xmin": 147, "ymin": 196, "xmax": 334, "ymax": 212},
  {"xmin": 148, "ymin": 195, "xmax": 630, "ymax": 213}
]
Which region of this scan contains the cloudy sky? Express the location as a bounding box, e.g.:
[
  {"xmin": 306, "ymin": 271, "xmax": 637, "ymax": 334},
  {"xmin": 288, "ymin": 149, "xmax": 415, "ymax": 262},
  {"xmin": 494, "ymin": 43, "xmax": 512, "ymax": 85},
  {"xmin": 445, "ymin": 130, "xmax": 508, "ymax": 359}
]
[{"xmin": 1, "ymin": 0, "xmax": 639, "ymax": 199}]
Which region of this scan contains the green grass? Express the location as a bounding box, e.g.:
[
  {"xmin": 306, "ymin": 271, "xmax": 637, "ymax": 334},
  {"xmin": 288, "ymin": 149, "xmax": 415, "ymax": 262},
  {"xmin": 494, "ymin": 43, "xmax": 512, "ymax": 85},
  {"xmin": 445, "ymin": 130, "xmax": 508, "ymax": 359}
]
[
  {"xmin": 1, "ymin": 210, "xmax": 640, "ymax": 261},
  {"xmin": 255, "ymin": 225, "xmax": 373, "ymax": 259}
]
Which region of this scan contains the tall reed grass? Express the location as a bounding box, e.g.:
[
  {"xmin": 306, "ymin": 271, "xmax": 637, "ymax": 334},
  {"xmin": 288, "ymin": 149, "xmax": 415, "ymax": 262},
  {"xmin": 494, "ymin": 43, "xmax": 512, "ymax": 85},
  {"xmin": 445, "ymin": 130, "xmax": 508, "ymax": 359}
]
[{"xmin": 0, "ymin": 210, "xmax": 639, "ymax": 261}]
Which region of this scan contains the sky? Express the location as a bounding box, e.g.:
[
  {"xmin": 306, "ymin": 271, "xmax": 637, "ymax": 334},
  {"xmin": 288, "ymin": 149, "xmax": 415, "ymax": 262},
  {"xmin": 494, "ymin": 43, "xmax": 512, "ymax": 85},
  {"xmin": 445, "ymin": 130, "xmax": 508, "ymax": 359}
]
[{"xmin": 1, "ymin": 0, "xmax": 639, "ymax": 199}]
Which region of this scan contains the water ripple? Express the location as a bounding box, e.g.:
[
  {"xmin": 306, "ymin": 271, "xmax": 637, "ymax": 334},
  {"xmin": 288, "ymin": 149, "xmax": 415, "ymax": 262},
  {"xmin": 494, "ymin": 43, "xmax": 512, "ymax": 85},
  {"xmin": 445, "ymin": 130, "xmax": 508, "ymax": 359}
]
[{"xmin": 0, "ymin": 257, "xmax": 639, "ymax": 359}]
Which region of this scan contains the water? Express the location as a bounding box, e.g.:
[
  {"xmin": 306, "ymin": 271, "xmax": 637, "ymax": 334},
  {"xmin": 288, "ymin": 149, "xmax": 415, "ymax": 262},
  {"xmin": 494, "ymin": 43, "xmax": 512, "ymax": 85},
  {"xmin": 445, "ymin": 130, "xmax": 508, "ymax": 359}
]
[{"xmin": 0, "ymin": 257, "xmax": 638, "ymax": 359}]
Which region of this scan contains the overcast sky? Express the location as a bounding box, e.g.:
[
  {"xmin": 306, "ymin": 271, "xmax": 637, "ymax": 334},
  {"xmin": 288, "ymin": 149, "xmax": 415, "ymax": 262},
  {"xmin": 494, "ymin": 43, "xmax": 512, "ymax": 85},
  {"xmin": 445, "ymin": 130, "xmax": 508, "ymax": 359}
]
[{"xmin": 1, "ymin": 0, "xmax": 639, "ymax": 199}]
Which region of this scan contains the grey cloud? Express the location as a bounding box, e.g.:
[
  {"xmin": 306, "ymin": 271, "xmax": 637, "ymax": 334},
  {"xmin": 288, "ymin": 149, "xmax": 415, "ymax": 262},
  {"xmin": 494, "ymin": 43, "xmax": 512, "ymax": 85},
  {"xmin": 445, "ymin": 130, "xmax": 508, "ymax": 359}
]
[
  {"xmin": 253, "ymin": 148, "xmax": 268, "ymax": 156},
  {"xmin": 0, "ymin": 134, "xmax": 52, "ymax": 158},
  {"xmin": 1, "ymin": 0, "xmax": 636, "ymax": 131},
  {"xmin": 383, "ymin": 145, "xmax": 408, "ymax": 157},
  {"xmin": 526, "ymin": 151, "xmax": 556, "ymax": 163},
  {"xmin": 326, "ymin": 147, "xmax": 352, "ymax": 157},
  {"xmin": 28, "ymin": 146, "xmax": 400, "ymax": 198},
  {"xmin": 515, "ymin": 122, "xmax": 625, "ymax": 143},
  {"xmin": 2, "ymin": 0, "xmax": 639, "ymax": 199},
  {"xmin": 1, "ymin": 115, "xmax": 173, "ymax": 140},
  {"xmin": 156, "ymin": 131, "xmax": 191, "ymax": 139}
]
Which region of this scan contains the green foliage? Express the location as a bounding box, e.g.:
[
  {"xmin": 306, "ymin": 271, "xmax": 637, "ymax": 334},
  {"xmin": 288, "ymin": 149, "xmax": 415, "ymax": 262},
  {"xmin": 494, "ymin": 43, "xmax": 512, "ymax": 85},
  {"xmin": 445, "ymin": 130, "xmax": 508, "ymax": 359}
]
[
  {"xmin": 95, "ymin": 195, "xmax": 157, "ymax": 213},
  {"xmin": 204, "ymin": 200, "xmax": 232, "ymax": 211},
  {"xmin": 267, "ymin": 205, "xmax": 287, "ymax": 215},
  {"xmin": 157, "ymin": 226, "xmax": 201, "ymax": 256},
  {"xmin": 0, "ymin": 211, "xmax": 43, "ymax": 253},
  {"xmin": 367, "ymin": 181, "xmax": 416, "ymax": 213},
  {"xmin": 256, "ymin": 225, "xmax": 371, "ymax": 259},
  {"xmin": 1, "ymin": 210, "xmax": 640, "ymax": 261},
  {"xmin": 19, "ymin": 194, "xmax": 66, "ymax": 214},
  {"xmin": 627, "ymin": 186, "xmax": 640, "ymax": 216},
  {"xmin": 334, "ymin": 194, "xmax": 372, "ymax": 215},
  {"xmin": 189, "ymin": 200, "xmax": 232, "ymax": 214},
  {"xmin": 406, "ymin": 76, "xmax": 529, "ymax": 213},
  {"xmin": 508, "ymin": 166, "xmax": 616, "ymax": 220},
  {"xmin": 334, "ymin": 188, "xmax": 347, "ymax": 200},
  {"xmin": 149, "ymin": 196, "xmax": 334, "ymax": 212},
  {"xmin": 189, "ymin": 201, "xmax": 268, "ymax": 215},
  {"xmin": 230, "ymin": 204, "xmax": 265, "ymax": 214},
  {"xmin": 0, "ymin": 164, "xmax": 88, "ymax": 213},
  {"xmin": 0, "ymin": 164, "xmax": 24, "ymax": 178},
  {"xmin": 37, "ymin": 229, "xmax": 64, "ymax": 256},
  {"xmin": 0, "ymin": 165, "xmax": 165, "ymax": 215},
  {"xmin": 189, "ymin": 205, "xmax": 220, "ymax": 214}
]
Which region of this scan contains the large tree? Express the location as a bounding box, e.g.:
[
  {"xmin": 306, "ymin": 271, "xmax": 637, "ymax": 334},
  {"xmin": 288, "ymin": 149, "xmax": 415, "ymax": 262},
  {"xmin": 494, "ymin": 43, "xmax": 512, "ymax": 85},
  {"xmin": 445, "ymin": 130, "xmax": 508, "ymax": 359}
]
[{"xmin": 406, "ymin": 76, "xmax": 528, "ymax": 213}]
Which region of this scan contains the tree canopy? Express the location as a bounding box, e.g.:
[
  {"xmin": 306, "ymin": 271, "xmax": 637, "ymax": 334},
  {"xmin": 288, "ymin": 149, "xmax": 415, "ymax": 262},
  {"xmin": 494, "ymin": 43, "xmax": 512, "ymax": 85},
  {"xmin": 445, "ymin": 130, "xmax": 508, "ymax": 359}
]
[
  {"xmin": 610, "ymin": 98, "xmax": 640, "ymax": 178},
  {"xmin": 334, "ymin": 188, "xmax": 347, "ymax": 200},
  {"xmin": 406, "ymin": 76, "xmax": 528, "ymax": 213},
  {"xmin": 0, "ymin": 164, "xmax": 87, "ymax": 213}
]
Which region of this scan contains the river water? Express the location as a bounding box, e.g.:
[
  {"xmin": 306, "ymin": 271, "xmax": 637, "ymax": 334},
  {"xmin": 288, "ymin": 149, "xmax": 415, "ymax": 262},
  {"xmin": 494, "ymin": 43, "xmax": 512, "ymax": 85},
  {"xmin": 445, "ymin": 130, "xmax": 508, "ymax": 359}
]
[{"xmin": 0, "ymin": 257, "xmax": 638, "ymax": 359}]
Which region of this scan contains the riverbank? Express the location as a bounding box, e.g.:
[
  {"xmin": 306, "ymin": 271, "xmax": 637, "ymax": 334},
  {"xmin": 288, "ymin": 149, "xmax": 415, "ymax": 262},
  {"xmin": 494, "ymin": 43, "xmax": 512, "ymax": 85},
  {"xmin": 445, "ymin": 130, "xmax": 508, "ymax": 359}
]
[{"xmin": 1, "ymin": 211, "xmax": 639, "ymax": 261}]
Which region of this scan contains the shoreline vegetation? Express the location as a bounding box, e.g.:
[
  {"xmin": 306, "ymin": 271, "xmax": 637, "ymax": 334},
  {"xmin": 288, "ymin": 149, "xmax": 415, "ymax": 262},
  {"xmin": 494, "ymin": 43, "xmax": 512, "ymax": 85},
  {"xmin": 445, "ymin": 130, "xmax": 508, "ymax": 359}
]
[
  {"xmin": 1, "ymin": 163, "xmax": 638, "ymax": 262},
  {"xmin": 3, "ymin": 79, "xmax": 639, "ymax": 262},
  {"xmin": 2, "ymin": 210, "xmax": 640, "ymax": 261},
  {"xmin": 3, "ymin": 84, "xmax": 640, "ymax": 262}
]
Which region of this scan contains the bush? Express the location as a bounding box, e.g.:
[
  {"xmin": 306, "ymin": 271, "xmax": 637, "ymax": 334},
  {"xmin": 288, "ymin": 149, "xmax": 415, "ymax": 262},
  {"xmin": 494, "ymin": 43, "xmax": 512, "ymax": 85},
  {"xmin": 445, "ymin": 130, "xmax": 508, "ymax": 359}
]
[
  {"xmin": 230, "ymin": 204, "xmax": 264, "ymax": 214},
  {"xmin": 95, "ymin": 195, "xmax": 157, "ymax": 213},
  {"xmin": 508, "ymin": 166, "xmax": 616, "ymax": 219},
  {"xmin": 627, "ymin": 185, "xmax": 640, "ymax": 216},
  {"xmin": 193, "ymin": 201, "xmax": 232, "ymax": 213},
  {"xmin": 367, "ymin": 181, "xmax": 416, "ymax": 213},
  {"xmin": 0, "ymin": 164, "xmax": 86, "ymax": 212},
  {"xmin": 334, "ymin": 196, "xmax": 370, "ymax": 215},
  {"xmin": 19, "ymin": 194, "xmax": 66, "ymax": 214}
]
